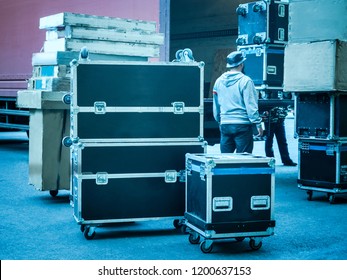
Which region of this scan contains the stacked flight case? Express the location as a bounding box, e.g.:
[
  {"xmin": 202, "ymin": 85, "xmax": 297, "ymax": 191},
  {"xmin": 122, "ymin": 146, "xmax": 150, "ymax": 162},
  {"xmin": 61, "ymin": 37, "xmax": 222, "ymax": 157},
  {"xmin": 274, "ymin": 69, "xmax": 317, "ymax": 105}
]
[
  {"xmin": 283, "ymin": 0, "xmax": 347, "ymax": 203},
  {"xmin": 184, "ymin": 153, "xmax": 276, "ymax": 253},
  {"xmin": 236, "ymin": 0, "xmax": 293, "ymax": 136},
  {"xmin": 64, "ymin": 58, "xmax": 207, "ymax": 239}
]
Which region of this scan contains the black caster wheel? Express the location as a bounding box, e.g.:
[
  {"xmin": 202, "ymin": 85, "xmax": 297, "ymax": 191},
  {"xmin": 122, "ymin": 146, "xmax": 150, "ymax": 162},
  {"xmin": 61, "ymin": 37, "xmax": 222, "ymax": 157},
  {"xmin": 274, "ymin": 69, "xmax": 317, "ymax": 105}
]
[
  {"xmin": 180, "ymin": 224, "xmax": 188, "ymax": 234},
  {"xmin": 80, "ymin": 224, "xmax": 86, "ymax": 233},
  {"xmin": 253, "ymin": 35, "xmax": 264, "ymax": 44},
  {"xmin": 236, "ymin": 6, "xmax": 247, "ymax": 16},
  {"xmin": 49, "ymin": 190, "xmax": 58, "ymax": 197},
  {"xmin": 83, "ymin": 226, "xmax": 96, "ymax": 240},
  {"xmin": 200, "ymin": 240, "xmax": 213, "ymax": 254},
  {"xmin": 236, "ymin": 37, "xmax": 246, "ymax": 45},
  {"xmin": 182, "ymin": 48, "xmax": 194, "ymax": 61},
  {"xmin": 249, "ymin": 239, "xmax": 262, "ymax": 250},
  {"xmin": 173, "ymin": 219, "xmax": 184, "ymax": 229},
  {"xmin": 235, "ymin": 237, "xmax": 245, "ymax": 242},
  {"xmin": 175, "ymin": 49, "xmax": 183, "ymax": 61},
  {"xmin": 188, "ymin": 233, "xmax": 200, "ymax": 245},
  {"xmin": 306, "ymin": 190, "xmax": 313, "ymax": 201},
  {"xmin": 329, "ymin": 194, "xmax": 336, "ymax": 204}
]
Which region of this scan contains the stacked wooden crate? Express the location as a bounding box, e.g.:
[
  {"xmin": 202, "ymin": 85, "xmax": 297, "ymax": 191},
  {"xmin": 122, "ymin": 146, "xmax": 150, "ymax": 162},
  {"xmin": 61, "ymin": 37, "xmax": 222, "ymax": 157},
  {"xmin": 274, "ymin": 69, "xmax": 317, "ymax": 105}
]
[
  {"xmin": 283, "ymin": 0, "xmax": 347, "ymax": 203},
  {"xmin": 17, "ymin": 12, "xmax": 164, "ymax": 196}
]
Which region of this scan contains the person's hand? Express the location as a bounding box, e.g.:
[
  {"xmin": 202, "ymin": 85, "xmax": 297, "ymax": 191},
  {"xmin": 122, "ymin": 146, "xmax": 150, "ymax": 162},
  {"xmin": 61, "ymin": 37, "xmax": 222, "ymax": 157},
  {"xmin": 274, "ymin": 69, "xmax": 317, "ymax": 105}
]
[
  {"xmin": 261, "ymin": 111, "xmax": 269, "ymax": 122},
  {"xmin": 257, "ymin": 126, "xmax": 264, "ymax": 137}
]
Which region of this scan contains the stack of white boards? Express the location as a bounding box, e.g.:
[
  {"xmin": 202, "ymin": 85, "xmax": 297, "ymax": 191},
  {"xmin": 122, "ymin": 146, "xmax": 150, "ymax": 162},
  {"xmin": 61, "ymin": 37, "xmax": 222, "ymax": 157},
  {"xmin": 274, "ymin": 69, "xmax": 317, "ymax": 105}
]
[{"xmin": 33, "ymin": 12, "xmax": 164, "ymax": 65}]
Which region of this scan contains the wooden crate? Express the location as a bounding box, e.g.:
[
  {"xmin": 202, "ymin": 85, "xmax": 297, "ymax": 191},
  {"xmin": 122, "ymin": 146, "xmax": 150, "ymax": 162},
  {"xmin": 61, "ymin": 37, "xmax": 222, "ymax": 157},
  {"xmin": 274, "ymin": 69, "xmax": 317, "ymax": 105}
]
[
  {"xmin": 289, "ymin": 0, "xmax": 347, "ymax": 43},
  {"xmin": 284, "ymin": 40, "xmax": 347, "ymax": 92}
]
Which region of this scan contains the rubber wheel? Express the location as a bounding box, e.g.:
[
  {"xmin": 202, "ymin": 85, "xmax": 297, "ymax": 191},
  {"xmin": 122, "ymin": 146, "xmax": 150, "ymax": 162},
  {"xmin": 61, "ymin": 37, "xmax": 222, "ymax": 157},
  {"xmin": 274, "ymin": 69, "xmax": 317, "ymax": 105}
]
[
  {"xmin": 80, "ymin": 225, "xmax": 86, "ymax": 233},
  {"xmin": 49, "ymin": 190, "xmax": 58, "ymax": 197},
  {"xmin": 188, "ymin": 233, "xmax": 200, "ymax": 245},
  {"xmin": 249, "ymin": 239, "xmax": 262, "ymax": 250},
  {"xmin": 329, "ymin": 194, "xmax": 336, "ymax": 204},
  {"xmin": 83, "ymin": 226, "xmax": 96, "ymax": 240},
  {"xmin": 200, "ymin": 240, "xmax": 213, "ymax": 253},
  {"xmin": 180, "ymin": 224, "xmax": 188, "ymax": 234},
  {"xmin": 306, "ymin": 190, "xmax": 313, "ymax": 201},
  {"xmin": 235, "ymin": 237, "xmax": 245, "ymax": 242},
  {"xmin": 173, "ymin": 219, "xmax": 182, "ymax": 229}
]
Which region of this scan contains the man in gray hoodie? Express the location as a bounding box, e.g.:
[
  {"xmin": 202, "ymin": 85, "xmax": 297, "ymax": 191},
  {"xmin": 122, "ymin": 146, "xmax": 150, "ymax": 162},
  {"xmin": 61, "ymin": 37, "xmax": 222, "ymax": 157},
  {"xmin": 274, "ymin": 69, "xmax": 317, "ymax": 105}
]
[{"xmin": 213, "ymin": 51, "xmax": 263, "ymax": 153}]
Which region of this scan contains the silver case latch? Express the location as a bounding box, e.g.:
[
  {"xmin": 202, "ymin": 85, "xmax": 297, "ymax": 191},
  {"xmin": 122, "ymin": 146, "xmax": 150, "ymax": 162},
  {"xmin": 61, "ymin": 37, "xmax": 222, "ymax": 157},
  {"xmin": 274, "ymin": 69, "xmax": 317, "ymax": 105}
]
[
  {"xmin": 172, "ymin": 102, "xmax": 185, "ymax": 114},
  {"xmin": 165, "ymin": 170, "xmax": 177, "ymax": 183},
  {"xmin": 96, "ymin": 172, "xmax": 108, "ymax": 185},
  {"xmin": 94, "ymin": 101, "xmax": 107, "ymax": 114}
]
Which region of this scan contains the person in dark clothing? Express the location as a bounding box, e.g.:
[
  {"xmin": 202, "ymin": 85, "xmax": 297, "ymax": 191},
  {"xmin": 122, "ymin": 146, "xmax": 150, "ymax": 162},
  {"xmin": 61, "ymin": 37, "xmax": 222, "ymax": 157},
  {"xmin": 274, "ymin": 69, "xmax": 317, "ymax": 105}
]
[
  {"xmin": 263, "ymin": 107, "xmax": 297, "ymax": 166},
  {"xmin": 213, "ymin": 51, "xmax": 263, "ymax": 153}
]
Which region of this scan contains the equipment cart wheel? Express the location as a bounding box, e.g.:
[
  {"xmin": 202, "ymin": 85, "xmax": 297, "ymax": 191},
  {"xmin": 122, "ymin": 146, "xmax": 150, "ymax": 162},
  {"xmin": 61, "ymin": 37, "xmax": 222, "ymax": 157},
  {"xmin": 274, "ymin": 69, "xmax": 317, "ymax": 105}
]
[
  {"xmin": 328, "ymin": 194, "xmax": 336, "ymax": 204},
  {"xmin": 180, "ymin": 224, "xmax": 188, "ymax": 234},
  {"xmin": 188, "ymin": 233, "xmax": 200, "ymax": 245},
  {"xmin": 173, "ymin": 219, "xmax": 185, "ymax": 229},
  {"xmin": 80, "ymin": 224, "xmax": 86, "ymax": 233},
  {"xmin": 49, "ymin": 190, "xmax": 58, "ymax": 197},
  {"xmin": 249, "ymin": 239, "xmax": 262, "ymax": 250},
  {"xmin": 306, "ymin": 190, "xmax": 313, "ymax": 201},
  {"xmin": 200, "ymin": 240, "xmax": 213, "ymax": 253},
  {"xmin": 83, "ymin": 226, "xmax": 96, "ymax": 240}
]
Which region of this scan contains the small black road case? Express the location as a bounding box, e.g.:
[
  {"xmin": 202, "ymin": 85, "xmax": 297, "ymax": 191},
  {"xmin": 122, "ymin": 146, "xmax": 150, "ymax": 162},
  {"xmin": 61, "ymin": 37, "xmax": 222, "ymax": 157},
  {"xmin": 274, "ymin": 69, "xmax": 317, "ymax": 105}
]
[
  {"xmin": 184, "ymin": 153, "xmax": 275, "ymax": 253},
  {"xmin": 298, "ymin": 139, "xmax": 347, "ymax": 203}
]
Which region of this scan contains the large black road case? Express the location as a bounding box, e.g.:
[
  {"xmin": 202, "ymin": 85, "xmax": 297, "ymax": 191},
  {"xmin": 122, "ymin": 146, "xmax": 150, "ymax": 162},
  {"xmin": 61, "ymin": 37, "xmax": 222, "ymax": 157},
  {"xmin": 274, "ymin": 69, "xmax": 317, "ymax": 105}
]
[
  {"xmin": 68, "ymin": 60, "xmax": 204, "ymax": 143},
  {"xmin": 72, "ymin": 141, "xmax": 206, "ymax": 239},
  {"xmin": 237, "ymin": 44, "xmax": 285, "ymax": 87},
  {"xmin": 298, "ymin": 139, "xmax": 347, "ymax": 203},
  {"xmin": 236, "ymin": 0, "xmax": 288, "ymax": 45},
  {"xmin": 295, "ymin": 92, "xmax": 347, "ymax": 140},
  {"xmin": 184, "ymin": 153, "xmax": 275, "ymax": 253}
]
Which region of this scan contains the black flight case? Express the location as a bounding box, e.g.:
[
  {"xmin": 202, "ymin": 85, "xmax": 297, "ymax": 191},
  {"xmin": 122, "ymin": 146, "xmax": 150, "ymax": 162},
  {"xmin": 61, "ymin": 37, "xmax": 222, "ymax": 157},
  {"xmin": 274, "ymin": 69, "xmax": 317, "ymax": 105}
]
[
  {"xmin": 298, "ymin": 139, "xmax": 347, "ymax": 204},
  {"xmin": 237, "ymin": 44, "xmax": 285, "ymax": 88},
  {"xmin": 236, "ymin": 0, "xmax": 288, "ymax": 45},
  {"xmin": 184, "ymin": 153, "xmax": 276, "ymax": 253},
  {"xmin": 294, "ymin": 92, "xmax": 347, "ymax": 140}
]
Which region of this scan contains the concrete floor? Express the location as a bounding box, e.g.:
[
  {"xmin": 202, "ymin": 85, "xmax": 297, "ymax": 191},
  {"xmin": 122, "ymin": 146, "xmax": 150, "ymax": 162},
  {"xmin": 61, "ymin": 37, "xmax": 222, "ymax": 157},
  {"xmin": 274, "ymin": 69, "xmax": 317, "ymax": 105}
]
[{"xmin": 1, "ymin": 118, "xmax": 347, "ymax": 261}]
